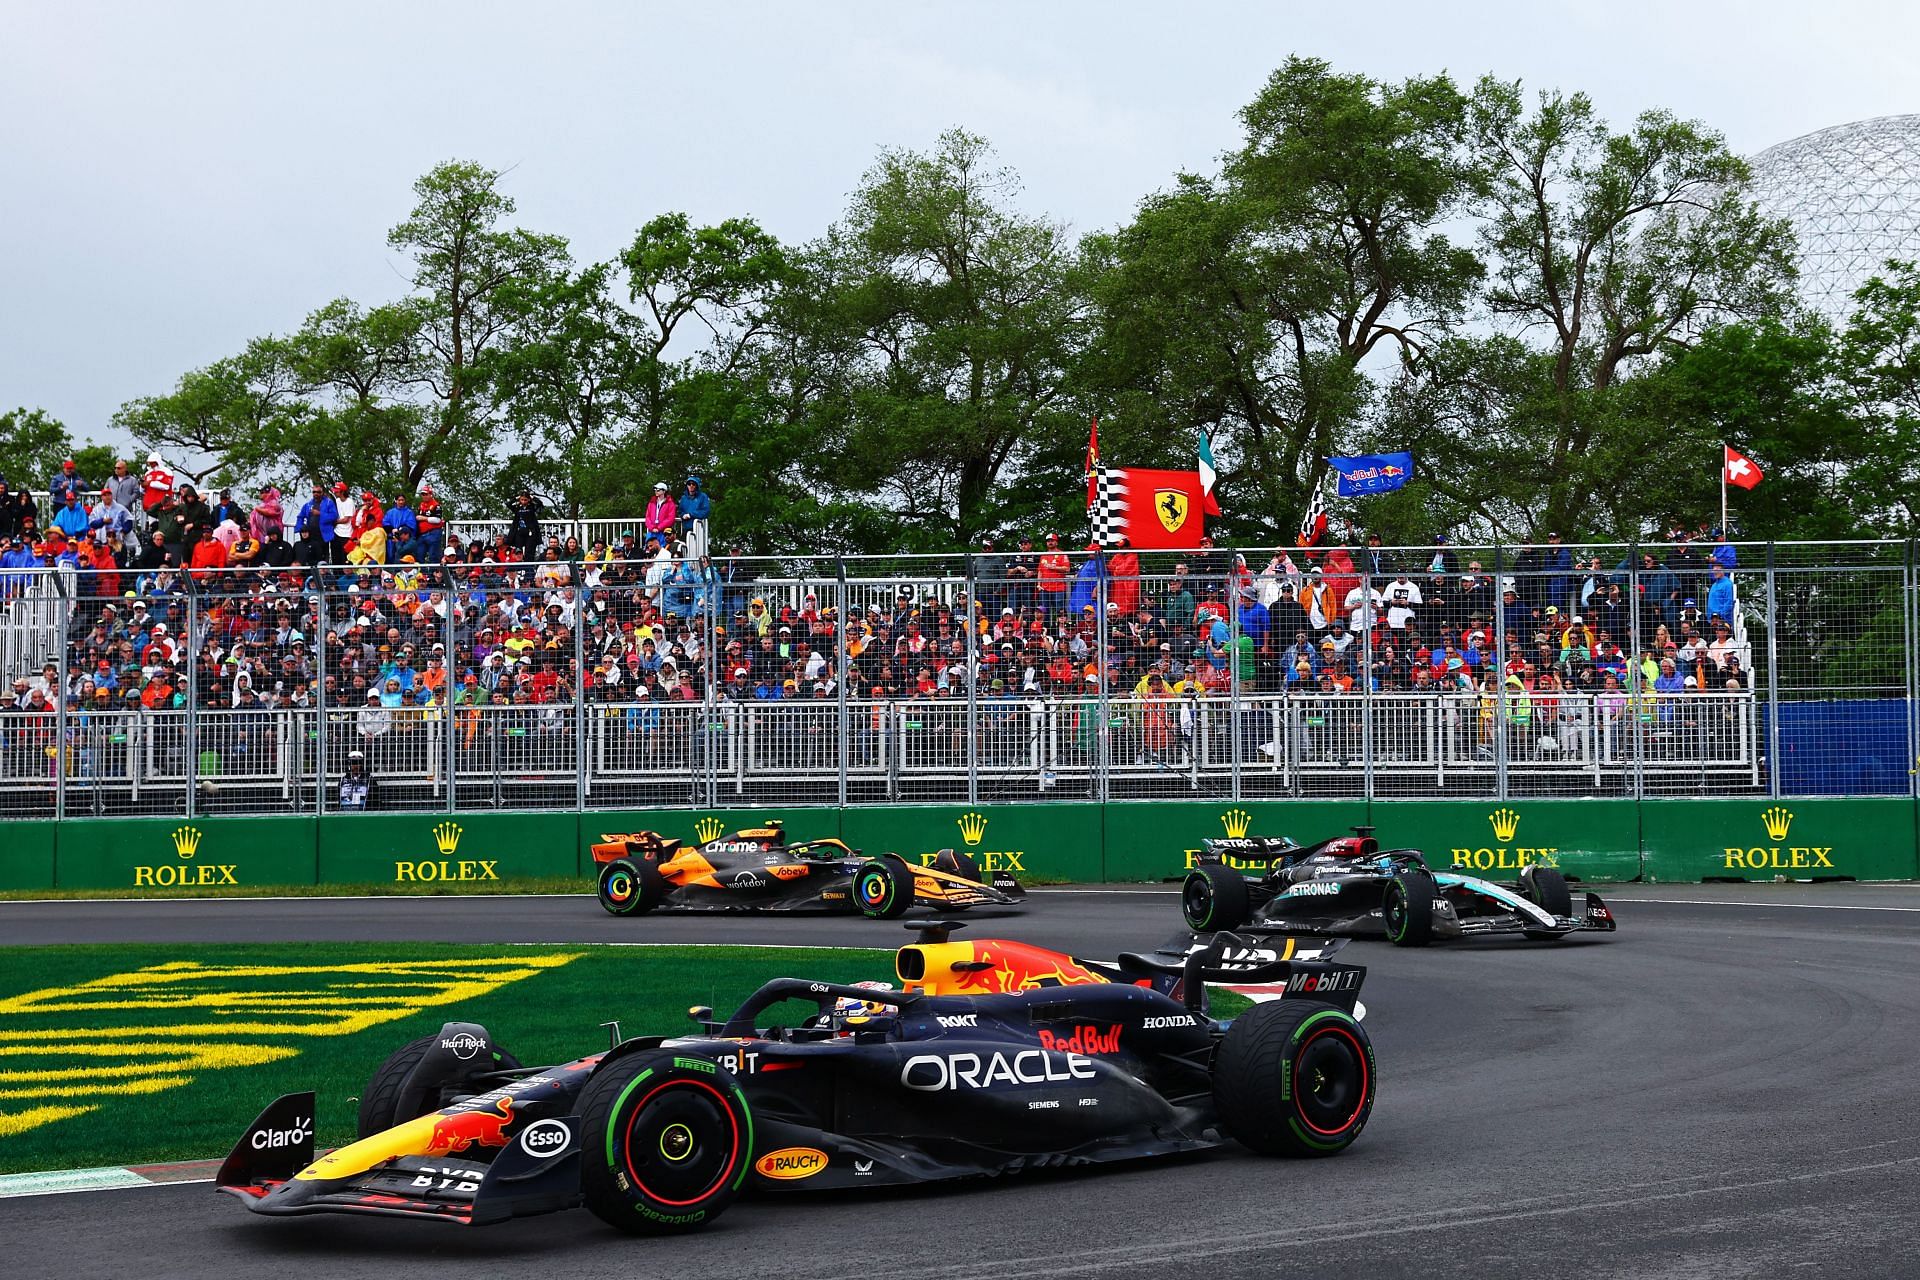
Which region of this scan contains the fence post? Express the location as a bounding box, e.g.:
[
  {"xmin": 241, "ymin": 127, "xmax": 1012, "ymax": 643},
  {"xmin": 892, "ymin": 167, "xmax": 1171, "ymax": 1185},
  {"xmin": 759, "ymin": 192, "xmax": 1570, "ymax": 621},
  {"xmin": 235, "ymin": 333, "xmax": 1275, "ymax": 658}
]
[
  {"xmin": 314, "ymin": 579, "xmax": 329, "ymax": 815},
  {"xmin": 1228, "ymin": 552, "xmax": 1243, "ymax": 801},
  {"xmin": 54, "ymin": 569, "xmax": 70, "ymax": 822},
  {"xmin": 184, "ymin": 581, "xmax": 198, "ymax": 820},
  {"xmin": 1765, "ymin": 542, "xmax": 1780, "ymax": 799},
  {"xmin": 1492, "ymin": 543, "xmax": 1507, "ymax": 800},
  {"xmin": 573, "ymin": 572, "xmax": 587, "ymax": 812},
  {"xmin": 441, "ymin": 571, "xmax": 457, "ymax": 812},
  {"xmin": 1095, "ymin": 549, "xmax": 1109, "ymax": 803},
  {"xmin": 836, "ymin": 558, "xmax": 850, "ymax": 809},
  {"xmin": 1627, "ymin": 544, "xmax": 1643, "ymax": 800},
  {"xmin": 1360, "ymin": 561, "xmax": 1375, "ymax": 800},
  {"xmin": 965, "ymin": 554, "xmax": 979, "ymax": 807}
]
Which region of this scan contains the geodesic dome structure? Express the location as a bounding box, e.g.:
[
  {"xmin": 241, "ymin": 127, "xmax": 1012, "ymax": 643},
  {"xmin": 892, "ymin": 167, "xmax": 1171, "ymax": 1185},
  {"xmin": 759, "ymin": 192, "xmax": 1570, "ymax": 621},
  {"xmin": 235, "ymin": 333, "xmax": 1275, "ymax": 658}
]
[{"xmin": 1748, "ymin": 115, "xmax": 1920, "ymax": 324}]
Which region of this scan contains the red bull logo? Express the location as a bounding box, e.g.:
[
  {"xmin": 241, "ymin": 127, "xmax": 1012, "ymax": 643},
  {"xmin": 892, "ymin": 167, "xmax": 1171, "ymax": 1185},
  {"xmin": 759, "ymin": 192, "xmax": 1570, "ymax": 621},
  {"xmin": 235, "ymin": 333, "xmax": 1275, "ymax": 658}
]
[
  {"xmin": 424, "ymin": 1095, "xmax": 515, "ymax": 1156},
  {"xmin": 1037, "ymin": 1023, "xmax": 1121, "ymax": 1055}
]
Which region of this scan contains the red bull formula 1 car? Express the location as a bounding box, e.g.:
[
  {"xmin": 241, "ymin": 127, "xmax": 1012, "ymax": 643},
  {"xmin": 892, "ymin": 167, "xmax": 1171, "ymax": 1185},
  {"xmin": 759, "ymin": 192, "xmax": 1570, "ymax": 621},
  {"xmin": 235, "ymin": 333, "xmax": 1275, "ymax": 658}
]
[
  {"xmin": 216, "ymin": 922, "xmax": 1375, "ymax": 1233},
  {"xmin": 1183, "ymin": 826, "xmax": 1617, "ymax": 945},
  {"xmin": 589, "ymin": 820, "xmax": 1023, "ymax": 917}
]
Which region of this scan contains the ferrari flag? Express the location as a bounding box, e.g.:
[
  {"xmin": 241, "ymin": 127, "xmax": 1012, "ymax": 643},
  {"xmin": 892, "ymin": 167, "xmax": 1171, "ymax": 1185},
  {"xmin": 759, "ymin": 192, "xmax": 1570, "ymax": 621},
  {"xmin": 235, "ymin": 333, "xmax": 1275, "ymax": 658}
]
[
  {"xmin": 1091, "ymin": 468, "xmax": 1208, "ymax": 549},
  {"xmin": 1723, "ymin": 444, "xmax": 1763, "ymax": 490},
  {"xmin": 1328, "ymin": 452, "xmax": 1414, "ymax": 496}
]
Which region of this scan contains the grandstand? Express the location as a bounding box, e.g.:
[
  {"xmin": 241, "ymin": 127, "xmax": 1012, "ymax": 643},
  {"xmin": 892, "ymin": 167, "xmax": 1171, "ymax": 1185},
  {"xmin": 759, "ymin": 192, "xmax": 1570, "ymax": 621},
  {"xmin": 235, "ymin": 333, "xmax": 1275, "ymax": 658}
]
[{"xmin": 1, "ymin": 499, "xmax": 1904, "ymax": 819}]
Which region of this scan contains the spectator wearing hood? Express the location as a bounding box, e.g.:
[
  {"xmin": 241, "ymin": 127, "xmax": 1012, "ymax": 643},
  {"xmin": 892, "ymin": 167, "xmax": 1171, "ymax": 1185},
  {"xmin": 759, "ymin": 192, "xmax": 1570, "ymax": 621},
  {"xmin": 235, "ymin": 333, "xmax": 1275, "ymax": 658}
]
[
  {"xmin": 250, "ymin": 487, "xmax": 284, "ymax": 542},
  {"xmin": 141, "ymin": 453, "xmax": 175, "ymax": 513},
  {"xmin": 677, "ymin": 476, "xmax": 711, "ymax": 560},
  {"xmin": 507, "ymin": 490, "xmax": 544, "ymax": 556}
]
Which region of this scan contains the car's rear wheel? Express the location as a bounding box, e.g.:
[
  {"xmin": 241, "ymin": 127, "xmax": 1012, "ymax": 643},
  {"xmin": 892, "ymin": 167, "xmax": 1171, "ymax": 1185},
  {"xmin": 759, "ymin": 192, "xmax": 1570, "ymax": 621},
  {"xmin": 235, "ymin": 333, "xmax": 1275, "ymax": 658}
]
[
  {"xmin": 1519, "ymin": 864, "xmax": 1572, "ymax": 941},
  {"xmin": 599, "ymin": 856, "xmax": 664, "ymax": 916},
  {"xmin": 1383, "ymin": 872, "xmax": 1434, "ymax": 946},
  {"xmin": 1183, "ymin": 864, "xmax": 1251, "ymax": 932},
  {"xmin": 356, "ymin": 1035, "xmax": 522, "ymax": 1139},
  {"xmin": 580, "ymin": 1051, "xmax": 751, "ymax": 1234},
  {"xmin": 854, "ymin": 855, "xmax": 911, "ymax": 918},
  {"xmin": 1214, "ymin": 998, "xmax": 1375, "ymax": 1157}
]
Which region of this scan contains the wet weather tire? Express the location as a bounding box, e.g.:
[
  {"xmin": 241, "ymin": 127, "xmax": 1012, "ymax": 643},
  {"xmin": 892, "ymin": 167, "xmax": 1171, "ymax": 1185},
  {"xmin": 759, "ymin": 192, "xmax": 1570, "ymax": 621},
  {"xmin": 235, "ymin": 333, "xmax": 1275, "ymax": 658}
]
[
  {"xmin": 854, "ymin": 856, "xmax": 911, "ymax": 918},
  {"xmin": 1383, "ymin": 873, "xmax": 1434, "ymax": 947},
  {"xmin": 356, "ymin": 1035, "xmax": 522, "ymax": 1139},
  {"xmin": 1183, "ymin": 865, "xmax": 1251, "ymax": 932},
  {"xmin": 599, "ymin": 856, "xmax": 664, "ymax": 916},
  {"xmin": 580, "ymin": 1050, "xmax": 751, "ymax": 1234},
  {"xmin": 1214, "ymin": 999, "xmax": 1375, "ymax": 1157}
]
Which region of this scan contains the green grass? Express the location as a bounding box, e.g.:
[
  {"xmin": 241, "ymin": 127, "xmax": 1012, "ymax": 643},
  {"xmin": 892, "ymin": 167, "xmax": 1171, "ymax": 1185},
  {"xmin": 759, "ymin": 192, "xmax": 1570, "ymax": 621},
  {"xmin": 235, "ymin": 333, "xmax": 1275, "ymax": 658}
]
[{"xmin": 0, "ymin": 941, "xmax": 1252, "ymax": 1175}]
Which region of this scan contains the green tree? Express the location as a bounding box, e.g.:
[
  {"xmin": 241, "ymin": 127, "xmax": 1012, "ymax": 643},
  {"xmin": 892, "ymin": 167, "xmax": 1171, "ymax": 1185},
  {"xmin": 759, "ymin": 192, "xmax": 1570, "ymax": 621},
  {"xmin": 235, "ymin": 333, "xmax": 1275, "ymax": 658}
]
[{"xmin": 1084, "ymin": 58, "xmax": 1483, "ymax": 541}]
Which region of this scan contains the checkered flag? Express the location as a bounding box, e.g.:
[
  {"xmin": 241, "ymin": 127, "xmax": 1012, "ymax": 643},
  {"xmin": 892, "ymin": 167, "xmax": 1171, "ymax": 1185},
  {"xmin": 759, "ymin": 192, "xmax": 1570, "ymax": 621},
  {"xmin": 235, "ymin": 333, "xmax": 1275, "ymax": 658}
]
[{"xmin": 1090, "ymin": 469, "xmax": 1129, "ymax": 546}]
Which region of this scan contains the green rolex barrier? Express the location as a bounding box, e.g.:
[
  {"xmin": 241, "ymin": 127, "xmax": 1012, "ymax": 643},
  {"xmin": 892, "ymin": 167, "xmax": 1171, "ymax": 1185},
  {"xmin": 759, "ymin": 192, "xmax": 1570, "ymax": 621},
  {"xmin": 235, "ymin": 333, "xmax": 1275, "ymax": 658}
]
[
  {"xmin": 0, "ymin": 819, "xmax": 57, "ymax": 891},
  {"xmin": 1369, "ymin": 799, "xmax": 1642, "ymax": 882},
  {"xmin": 54, "ymin": 816, "xmax": 317, "ymax": 890},
  {"xmin": 836, "ymin": 804, "xmax": 1103, "ymax": 882},
  {"xmin": 577, "ymin": 807, "xmax": 843, "ymax": 878},
  {"xmin": 316, "ymin": 812, "xmax": 575, "ymax": 886},
  {"xmin": 1102, "ymin": 800, "xmax": 1368, "ymax": 881},
  {"xmin": 1641, "ymin": 798, "xmax": 1918, "ymax": 882}
]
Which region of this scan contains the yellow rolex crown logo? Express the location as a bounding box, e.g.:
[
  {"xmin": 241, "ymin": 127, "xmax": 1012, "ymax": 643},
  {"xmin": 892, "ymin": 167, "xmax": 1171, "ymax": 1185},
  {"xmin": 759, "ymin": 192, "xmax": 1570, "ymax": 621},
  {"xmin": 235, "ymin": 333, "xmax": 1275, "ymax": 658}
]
[
  {"xmin": 1488, "ymin": 808, "xmax": 1520, "ymax": 842},
  {"xmin": 1221, "ymin": 808, "xmax": 1252, "ymax": 839},
  {"xmin": 170, "ymin": 826, "xmax": 202, "ymax": 860},
  {"xmin": 957, "ymin": 811, "xmax": 988, "ymax": 846},
  {"xmin": 694, "ymin": 816, "xmax": 725, "ymax": 844},
  {"xmin": 433, "ymin": 822, "xmax": 463, "ymax": 856},
  {"xmin": 1761, "ymin": 807, "xmax": 1793, "ymax": 842}
]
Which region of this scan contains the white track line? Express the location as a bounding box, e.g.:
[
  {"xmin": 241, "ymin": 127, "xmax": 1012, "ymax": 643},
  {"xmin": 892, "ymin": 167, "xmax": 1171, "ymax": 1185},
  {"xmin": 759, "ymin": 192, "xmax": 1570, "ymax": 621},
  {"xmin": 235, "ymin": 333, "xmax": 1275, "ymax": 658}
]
[{"xmin": 1621, "ymin": 896, "xmax": 1920, "ymax": 913}]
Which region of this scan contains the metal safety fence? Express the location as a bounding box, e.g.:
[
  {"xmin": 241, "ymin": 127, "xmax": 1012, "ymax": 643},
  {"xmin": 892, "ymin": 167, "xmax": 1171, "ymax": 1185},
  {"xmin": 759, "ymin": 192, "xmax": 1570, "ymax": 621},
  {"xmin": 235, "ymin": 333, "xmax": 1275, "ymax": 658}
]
[{"xmin": 0, "ymin": 539, "xmax": 1906, "ymax": 819}]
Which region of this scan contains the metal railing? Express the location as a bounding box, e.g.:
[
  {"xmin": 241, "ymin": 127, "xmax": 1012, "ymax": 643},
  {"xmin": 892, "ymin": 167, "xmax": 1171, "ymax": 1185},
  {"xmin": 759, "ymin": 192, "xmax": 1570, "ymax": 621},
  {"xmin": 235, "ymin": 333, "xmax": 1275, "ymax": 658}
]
[{"xmin": 0, "ymin": 538, "xmax": 1904, "ymax": 819}]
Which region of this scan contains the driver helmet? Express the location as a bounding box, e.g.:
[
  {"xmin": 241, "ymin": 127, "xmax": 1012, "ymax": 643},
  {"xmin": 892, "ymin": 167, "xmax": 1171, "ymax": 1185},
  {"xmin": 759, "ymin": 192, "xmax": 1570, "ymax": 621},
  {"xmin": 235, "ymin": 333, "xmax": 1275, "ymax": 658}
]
[{"xmin": 831, "ymin": 980, "xmax": 895, "ymax": 1034}]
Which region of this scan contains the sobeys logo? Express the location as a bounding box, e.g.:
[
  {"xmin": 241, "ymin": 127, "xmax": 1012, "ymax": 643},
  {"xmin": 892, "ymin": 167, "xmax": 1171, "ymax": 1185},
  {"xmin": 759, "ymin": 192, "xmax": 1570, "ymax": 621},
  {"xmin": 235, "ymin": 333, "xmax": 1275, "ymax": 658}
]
[
  {"xmin": 395, "ymin": 821, "xmax": 499, "ymax": 882},
  {"xmin": 1183, "ymin": 809, "xmax": 1269, "ymax": 870},
  {"xmin": 134, "ymin": 825, "xmax": 239, "ymax": 887},
  {"xmin": 1450, "ymin": 808, "xmax": 1559, "ymax": 872},
  {"xmin": 1723, "ymin": 807, "xmax": 1834, "ymax": 872},
  {"xmin": 695, "ymin": 815, "xmax": 726, "ymax": 843},
  {"xmin": 919, "ymin": 811, "xmax": 1026, "ymax": 873}
]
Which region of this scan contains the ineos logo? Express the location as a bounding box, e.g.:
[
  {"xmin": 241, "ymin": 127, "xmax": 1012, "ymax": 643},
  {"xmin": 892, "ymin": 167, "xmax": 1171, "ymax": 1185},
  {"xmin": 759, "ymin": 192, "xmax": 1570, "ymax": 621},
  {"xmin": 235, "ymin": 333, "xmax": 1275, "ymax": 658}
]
[
  {"xmin": 441, "ymin": 1032, "xmax": 485, "ymax": 1060},
  {"xmin": 518, "ymin": 1118, "xmax": 571, "ymax": 1158}
]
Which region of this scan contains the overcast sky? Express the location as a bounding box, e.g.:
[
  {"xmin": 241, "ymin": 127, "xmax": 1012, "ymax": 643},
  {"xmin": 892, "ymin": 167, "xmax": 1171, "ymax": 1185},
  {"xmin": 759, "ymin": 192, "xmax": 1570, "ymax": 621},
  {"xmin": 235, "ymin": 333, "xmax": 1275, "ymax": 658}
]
[{"xmin": 4, "ymin": 0, "xmax": 1916, "ymax": 450}]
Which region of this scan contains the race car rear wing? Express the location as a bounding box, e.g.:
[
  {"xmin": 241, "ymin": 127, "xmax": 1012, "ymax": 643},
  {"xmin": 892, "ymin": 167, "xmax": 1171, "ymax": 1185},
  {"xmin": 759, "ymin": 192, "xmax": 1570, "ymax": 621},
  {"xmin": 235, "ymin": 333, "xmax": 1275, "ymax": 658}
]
[{"xmin": 1175, "ymin": 931, "xmax": 1366, "ymax": 1015}]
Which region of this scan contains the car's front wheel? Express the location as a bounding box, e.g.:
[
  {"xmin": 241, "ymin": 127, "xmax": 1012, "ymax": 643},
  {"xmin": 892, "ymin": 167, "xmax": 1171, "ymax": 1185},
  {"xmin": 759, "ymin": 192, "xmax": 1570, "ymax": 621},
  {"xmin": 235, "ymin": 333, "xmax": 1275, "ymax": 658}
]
[
  {"xmin": 579, "ymin": 1050, "xmax": 752, "ymax": 1234},
  {"xmin": 1182, "ymin": 864, "xmax": 1251, "ymax": 932},
  {"xmin": 356, "ymin": 1034, "xmax": 522, "ymax": 1139},
  {"xmin": 1214, "ymin": 998, "xmax": 1375, "ymax": 1157}
]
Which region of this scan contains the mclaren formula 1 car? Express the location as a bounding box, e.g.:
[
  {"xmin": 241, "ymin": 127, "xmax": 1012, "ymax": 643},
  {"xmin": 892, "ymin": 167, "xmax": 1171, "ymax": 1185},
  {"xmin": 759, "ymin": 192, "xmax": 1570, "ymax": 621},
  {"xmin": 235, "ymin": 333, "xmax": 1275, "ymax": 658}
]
[
  {"xmin": 217, "ymin": 922, "xmax": 1375, "ymax": 1233},
  {"xmin": 589, "ymin": 820, "xmax": 1024, "ymax": 917},
  {"xmin": 1182, "ymin": 827, "xmax": 1617, "ymax": 945}
]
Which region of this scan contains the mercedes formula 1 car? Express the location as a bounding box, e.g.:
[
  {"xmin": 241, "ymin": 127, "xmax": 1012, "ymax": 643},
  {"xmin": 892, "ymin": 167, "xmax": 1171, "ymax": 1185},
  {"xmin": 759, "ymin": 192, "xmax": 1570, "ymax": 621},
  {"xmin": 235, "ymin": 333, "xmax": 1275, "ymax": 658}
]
[
  {"xmin": 1182, "ymin": 827, "xmax": 1617, "ymax": 945},
  {"xmin": 216, "ymin": 922, "xmax": 1376, "ymax": 1233},
  {"xmin": 589, "ymin": 820, "xmax": 1024, "ymax": 917}
]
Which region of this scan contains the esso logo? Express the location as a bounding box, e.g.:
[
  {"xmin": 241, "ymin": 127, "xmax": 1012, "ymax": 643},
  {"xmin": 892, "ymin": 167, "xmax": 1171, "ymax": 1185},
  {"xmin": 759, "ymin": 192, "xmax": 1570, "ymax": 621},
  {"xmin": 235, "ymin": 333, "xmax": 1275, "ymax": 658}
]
[{"xmin": 518, "ymin": 1118, "xmax": 571, "ymax": 1158}]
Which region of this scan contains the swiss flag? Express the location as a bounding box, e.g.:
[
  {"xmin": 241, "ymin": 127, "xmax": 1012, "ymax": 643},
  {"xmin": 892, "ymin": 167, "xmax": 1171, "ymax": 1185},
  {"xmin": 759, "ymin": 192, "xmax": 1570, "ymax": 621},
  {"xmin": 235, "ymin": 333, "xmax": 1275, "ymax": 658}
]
[{"xmin": 1723, "ymin": 445, "xmax": 1763, "ymax": 490}]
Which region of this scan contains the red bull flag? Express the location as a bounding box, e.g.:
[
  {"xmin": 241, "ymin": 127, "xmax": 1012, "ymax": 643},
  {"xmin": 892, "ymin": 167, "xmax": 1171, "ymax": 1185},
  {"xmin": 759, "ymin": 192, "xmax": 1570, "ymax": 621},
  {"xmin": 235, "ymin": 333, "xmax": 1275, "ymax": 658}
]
[
  {"xmin": 1090, "ymin": 468, "xmax": 1208, "ymax": 549},
  {"xmin": 1329, "ymin": 452, "xmax": 1414, "ymax": 496}
]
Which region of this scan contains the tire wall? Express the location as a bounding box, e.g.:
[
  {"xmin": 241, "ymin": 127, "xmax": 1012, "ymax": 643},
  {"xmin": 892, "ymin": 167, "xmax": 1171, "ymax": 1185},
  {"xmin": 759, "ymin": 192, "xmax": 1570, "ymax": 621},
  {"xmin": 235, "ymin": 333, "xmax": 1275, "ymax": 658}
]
[{"xmin": 5, "ymin": 797, "xmax": 1917, "ymax": 891}]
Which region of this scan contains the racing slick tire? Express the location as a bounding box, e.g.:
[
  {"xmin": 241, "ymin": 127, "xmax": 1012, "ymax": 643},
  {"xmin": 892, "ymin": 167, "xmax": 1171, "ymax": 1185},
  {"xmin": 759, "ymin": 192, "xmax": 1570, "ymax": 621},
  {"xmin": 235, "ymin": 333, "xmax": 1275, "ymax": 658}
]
[
  {"xmin": 1383, "ymin": 872, "xmax": 1435, "ymax": 947},
  {"xmin": 1182, "ymin": 864, "xmax": 1251, "ymax": 932},
  {"xmin": 580, "ymin": 1050, "xmax": 752, "ymax": 1234},
  {"xmin": 355, "ymin": 1035, "xmax": 523, "ymax": 1140},
  {"xmin": 854, "ymin": 854, "xmax": 913, "ymax": 919},
  {"xmin": 599, "ymin": 856, "xmax": 665, "ymax": 916},
  {"xmin": 1519, "ymin": 865, "xmax": 1572, "ymax": 940},
  {"xmin": 1214, "ymin": 998, "xmax": 1375, "ymax": 1157}
]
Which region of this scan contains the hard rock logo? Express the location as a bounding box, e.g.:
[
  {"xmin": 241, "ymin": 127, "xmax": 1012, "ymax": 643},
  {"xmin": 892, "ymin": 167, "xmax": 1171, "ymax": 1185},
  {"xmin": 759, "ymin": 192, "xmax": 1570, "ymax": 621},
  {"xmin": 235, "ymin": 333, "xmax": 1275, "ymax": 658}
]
[
  {"xmin": 957, "ymin": 811, "xmax": 988, "ymax": 846},
  {"xmin": 1451, "ymin": 807, "xmax": 1558, "ymax": 872},
  {"xmin": 694, "ymin": 815, "xmax": 726, "ymax": 844},
  {"xmin": 1723, "ymin": 807, "xmax": 1833, "ymax": 872}
]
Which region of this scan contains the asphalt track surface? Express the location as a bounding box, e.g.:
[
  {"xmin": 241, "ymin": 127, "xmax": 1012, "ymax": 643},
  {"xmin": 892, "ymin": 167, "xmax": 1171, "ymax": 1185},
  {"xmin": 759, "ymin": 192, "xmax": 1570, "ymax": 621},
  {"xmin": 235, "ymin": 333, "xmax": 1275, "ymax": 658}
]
[{"xmin": 8, "ymin": 883, "xmax": 1920, "ymax": 1279}]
